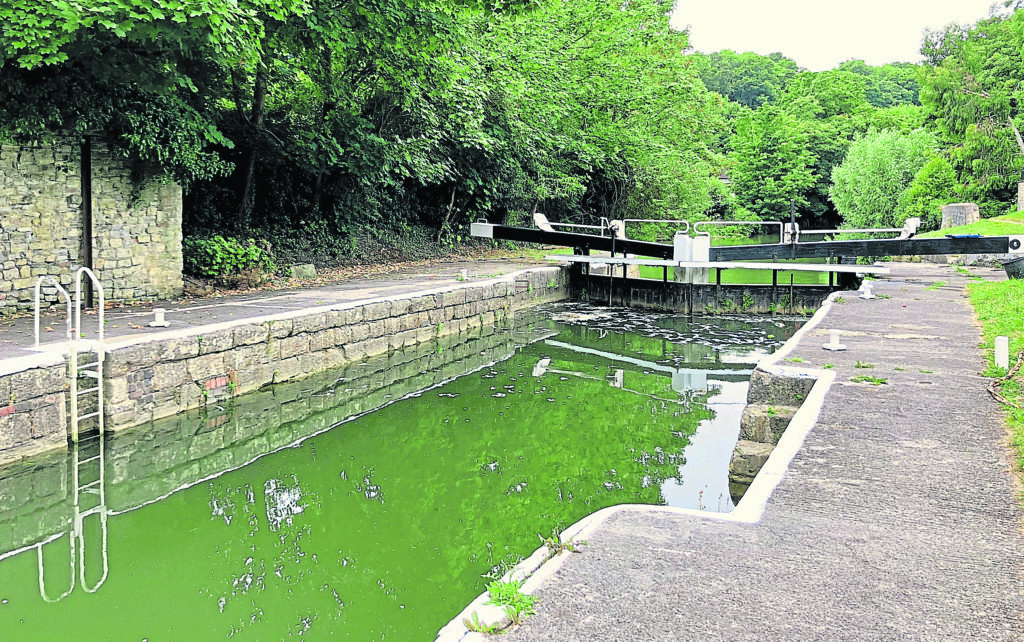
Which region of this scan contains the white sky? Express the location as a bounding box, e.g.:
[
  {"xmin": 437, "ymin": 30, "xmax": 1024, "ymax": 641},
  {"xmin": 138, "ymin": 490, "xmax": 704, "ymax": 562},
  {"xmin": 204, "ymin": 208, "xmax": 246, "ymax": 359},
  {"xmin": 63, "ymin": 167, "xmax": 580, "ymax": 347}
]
[{"xmin": 671, "ymin": 0, "xmax": 1007, "ymax": 71}]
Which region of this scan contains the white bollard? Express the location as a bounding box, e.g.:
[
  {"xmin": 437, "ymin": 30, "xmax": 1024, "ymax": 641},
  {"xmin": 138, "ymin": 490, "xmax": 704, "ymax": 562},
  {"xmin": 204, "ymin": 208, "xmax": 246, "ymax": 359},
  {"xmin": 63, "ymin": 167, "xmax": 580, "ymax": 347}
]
[
  {"xmin": 459, "ymin": 269, "xmax": 469, "ymax": 281},
  {"xmin": 822, "ymin": 328, "xmax": 847, "ymax": 352},
  {"xmin": 148, "ymin": 308, "xmax": 170, "ymax": 328},
  {"xmin": 859, "ymin": 282, "xmax": 876, "ymax": 300},
  {"xmin": 995, "ymin": 336, "xmax": 1010, "ymax": 370}
]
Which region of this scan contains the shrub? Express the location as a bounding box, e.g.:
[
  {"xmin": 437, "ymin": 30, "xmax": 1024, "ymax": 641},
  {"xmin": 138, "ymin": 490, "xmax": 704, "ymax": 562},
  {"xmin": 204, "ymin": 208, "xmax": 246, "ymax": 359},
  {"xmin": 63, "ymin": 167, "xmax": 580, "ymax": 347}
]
[{"xmin": 183, "ymin": 235, "xmax": 276, "ymax": 278}]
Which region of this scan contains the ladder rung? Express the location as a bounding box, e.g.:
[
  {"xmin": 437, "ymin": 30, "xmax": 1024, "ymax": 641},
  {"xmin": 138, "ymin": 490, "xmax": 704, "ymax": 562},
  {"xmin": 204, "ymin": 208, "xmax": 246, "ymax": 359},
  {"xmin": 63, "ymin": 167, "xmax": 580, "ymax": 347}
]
[
  {"xmin": 79, "ymin": 370, "xmax": 100, "ymax": 379},
  {"xmin": 82, "ymin": 488, "xmax": 101, "ymax": 495},
  {"xmin": 81, "ymin": 480, "xmax": 101, "ymax": 489},
  {"xmin": 78, "ymin": 454, "xmax": 101, "ymax": 465},
  {"xmin": 79, "ymin": 506, "xmax": 104, "ymax": 518},
  {"xmin": 77, "ymin": 387, "xmax": 100, "ymax": 396},
  {"xmin": 77, "ymin": 411, "xmax": 100, "ymax": 421}
]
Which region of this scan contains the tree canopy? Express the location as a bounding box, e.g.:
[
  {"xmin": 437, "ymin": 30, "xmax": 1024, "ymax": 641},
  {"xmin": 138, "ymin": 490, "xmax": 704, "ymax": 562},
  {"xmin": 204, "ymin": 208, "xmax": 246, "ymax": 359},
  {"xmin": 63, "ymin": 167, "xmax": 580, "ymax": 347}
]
[
  {"xmin": 919, "ymin": 7, "xmax": 1024, "ymax": 217},
  {"xmin": 3, "ymin": 1, "xmax": 1024, "ymax": 265}
]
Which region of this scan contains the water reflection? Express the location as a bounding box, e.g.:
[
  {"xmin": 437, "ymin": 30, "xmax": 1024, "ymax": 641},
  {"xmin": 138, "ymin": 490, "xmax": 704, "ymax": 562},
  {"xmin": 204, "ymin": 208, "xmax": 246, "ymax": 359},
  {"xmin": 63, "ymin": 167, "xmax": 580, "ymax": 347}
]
[
  {"xmin": 34, "ymin": 431, "xmax": 109, "ymax": 603},
  {"xmin": 0, "ymin": 305, "xmax": 798, "ymax": 641}
]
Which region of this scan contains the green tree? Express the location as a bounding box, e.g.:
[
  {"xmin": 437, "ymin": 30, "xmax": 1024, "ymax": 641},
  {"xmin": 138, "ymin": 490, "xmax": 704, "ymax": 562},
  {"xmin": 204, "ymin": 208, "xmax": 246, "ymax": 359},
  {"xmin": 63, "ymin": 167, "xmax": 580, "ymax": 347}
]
[
  {"xmin": 0, "ymin": 0, "xmax": 308, "ymax": 183},
  {"xmin": 694, "ymin": 50, "xmax": 799, "ymax": 109},
  {"xmin": 730, "ymin": 70, "xmax": 874, "ymax": 224},
  {"xmin": 837, "ymin": 60, "xmax": 920, "ymax": 108},
  {"xmin": 919, "ymin": 8, "xmax": 1024, "ymax": 217},
  {"xmin": 830, "ymin": 128, "xmax": 938, "ymax": 229},
  {"xmin": 729, "ymin": 103, "xmax": 816, "ymax": 219}
]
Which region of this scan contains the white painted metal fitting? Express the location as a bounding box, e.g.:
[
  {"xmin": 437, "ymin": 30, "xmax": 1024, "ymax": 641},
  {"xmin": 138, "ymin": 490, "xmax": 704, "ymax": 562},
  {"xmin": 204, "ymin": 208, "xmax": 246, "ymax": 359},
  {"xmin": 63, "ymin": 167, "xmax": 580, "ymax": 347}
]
[
  {"xmin": 859, "ymin": 282, "xmax": 876, "ymax": 300},
  {"xmin": 822, "ymin": 328, "xmax": 847, "ymax": 351},
  {"xmin": 149, "ymin": 308, "xmax": 170, "ymax": 327},
  {"xmin": 996, "ymin": 335, "xmax": 1010, "ymax": 369},
  {"xmin": 459, "ymin": 269, "xmax": 469, "ymax": 281}
]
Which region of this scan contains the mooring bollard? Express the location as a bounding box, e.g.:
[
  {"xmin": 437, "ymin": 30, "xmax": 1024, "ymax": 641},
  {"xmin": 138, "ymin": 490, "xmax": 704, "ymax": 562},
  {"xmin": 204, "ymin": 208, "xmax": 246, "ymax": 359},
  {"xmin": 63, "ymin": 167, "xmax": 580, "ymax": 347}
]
[
  {"xmin": 149, "ymin": 308, "xmax": 170, "ymax": 328},
  {"xmin": 995, "ymin": 335, "xmax": 1009, "ymax": 370},
  {"xmin": 823, "ymin": 328, "xmax": 847, "ymax": 352},
  {"xmin": 459, "ymin": 269, "xmax": 469, "ymax": 281},
  {"xmin": 858, "ymin": 282, "xmax": 876, "ymax": 300}
]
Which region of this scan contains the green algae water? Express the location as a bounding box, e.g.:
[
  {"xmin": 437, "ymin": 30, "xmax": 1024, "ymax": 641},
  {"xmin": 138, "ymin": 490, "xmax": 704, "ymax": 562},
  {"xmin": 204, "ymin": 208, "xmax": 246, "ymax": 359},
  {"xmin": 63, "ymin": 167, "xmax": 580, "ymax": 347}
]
[{"xmin": 0, "ymin": 304, "xmax": 798, "ymax": 641}]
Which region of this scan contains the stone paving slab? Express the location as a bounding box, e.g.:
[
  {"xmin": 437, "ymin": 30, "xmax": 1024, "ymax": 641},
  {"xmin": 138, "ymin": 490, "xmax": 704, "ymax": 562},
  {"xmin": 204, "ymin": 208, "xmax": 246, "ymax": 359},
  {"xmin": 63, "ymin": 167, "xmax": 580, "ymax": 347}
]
[{"xmin": 503, "ymin": 262, "xmax": 1024, "ymax": 641}]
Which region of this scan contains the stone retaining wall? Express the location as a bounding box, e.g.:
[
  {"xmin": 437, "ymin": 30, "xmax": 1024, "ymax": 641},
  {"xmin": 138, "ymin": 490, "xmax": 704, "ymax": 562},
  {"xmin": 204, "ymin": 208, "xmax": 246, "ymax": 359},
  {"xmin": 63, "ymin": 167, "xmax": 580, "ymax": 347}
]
[
  {"xmin": 728, "ymin": 366, "xmax": 817, "ymax": 500},
  {"xmin": 0, "ymin": 361, "xmax": 68, "ymax": 459},
  {"xmin": 0, "ymin": 320, "xmax": 540, "ymax": 555},
  {"xmin": 0, "ymin": 138, "xmax": 183, "ymax": 314},
  {"xmin": 0, "ymin": 267, "xmax": 568, "ymax": 465}
]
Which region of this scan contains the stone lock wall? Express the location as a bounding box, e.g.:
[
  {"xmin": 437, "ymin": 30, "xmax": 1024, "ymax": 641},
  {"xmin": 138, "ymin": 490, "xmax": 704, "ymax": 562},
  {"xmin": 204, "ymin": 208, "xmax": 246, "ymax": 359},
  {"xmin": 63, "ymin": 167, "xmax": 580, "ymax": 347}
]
[
  {"xmin": 103, "ymin": 269, "xmax": 567, "ymax": 431},
  {"xmin": 0, "ymin": 361, "xmax": 68, "ymax": 459},
  {"xmin": 0, "ymin": 323, "xmax": 526, "ymax": 555},
  {"xmin": 0, "ymin": 138, "xmax": 183, "ymax": 314},
  {"xmin": 0, "ymin": 267, "xmax": 568, "ymax": 464},
  {"xmin": 728, "ymin": 366, "xmax": 816, "ymax": 500}
]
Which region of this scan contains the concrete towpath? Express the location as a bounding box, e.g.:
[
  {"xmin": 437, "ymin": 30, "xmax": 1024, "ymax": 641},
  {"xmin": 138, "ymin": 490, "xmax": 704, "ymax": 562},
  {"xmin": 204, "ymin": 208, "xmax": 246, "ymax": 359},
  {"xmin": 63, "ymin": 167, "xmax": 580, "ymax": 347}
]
[
  {"xmin": 503, "ymin": 262, "xmax": 1024, "ymax": 641},
  {"xmin": 0, "ymin": 256, "xmax": 547, "ymax": 366}
]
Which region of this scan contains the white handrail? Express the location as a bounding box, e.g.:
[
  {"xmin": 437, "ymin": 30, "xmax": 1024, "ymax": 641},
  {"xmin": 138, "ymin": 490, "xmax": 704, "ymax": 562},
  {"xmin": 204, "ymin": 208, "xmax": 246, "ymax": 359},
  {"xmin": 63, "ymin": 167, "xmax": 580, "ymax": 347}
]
[
  {"xmin": 804, "ymin": 227, "xmax": 901, "ymax": 235},
  {"xmin": 33, "ymin": 277, "xmax": 73, "ymax": 349},
  {"xmin": 74, "ymin": 267, "xmax": 105, "ymax": 344}
]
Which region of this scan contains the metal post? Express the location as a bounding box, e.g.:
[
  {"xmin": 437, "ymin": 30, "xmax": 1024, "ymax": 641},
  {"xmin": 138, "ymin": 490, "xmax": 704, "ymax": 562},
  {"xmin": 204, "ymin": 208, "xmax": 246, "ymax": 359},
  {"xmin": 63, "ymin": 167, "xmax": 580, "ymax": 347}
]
[
  {"xmin": 608, "ymin": 236, "xmax": 615, "ymax": 306},
  {"xmin": 81, "ymin": 137, "xmax": 94, "ymax": 310},
  {"xmin": 771, "ymin": 270, "xmax": 778, "ymax": 314}
]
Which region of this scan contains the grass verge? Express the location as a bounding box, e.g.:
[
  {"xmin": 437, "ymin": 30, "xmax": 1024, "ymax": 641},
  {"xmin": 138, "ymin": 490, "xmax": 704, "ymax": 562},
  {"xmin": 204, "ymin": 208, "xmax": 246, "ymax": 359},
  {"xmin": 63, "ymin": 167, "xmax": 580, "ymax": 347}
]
[
  {"xmin": 917, "ymin": 214, "xmax": 1024, "ymax": 239},
  {"xmin": 966, "ymin": 279, "xmax": 1024, "ymax": 497}
]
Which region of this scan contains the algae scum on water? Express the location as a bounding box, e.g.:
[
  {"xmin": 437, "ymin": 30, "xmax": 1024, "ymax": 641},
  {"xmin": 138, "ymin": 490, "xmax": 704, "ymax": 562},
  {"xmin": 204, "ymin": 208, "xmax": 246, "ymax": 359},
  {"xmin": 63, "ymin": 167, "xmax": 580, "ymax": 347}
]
[{"xmin": 0, "ymin": 304, "xmax": 798, "ymax": 641}]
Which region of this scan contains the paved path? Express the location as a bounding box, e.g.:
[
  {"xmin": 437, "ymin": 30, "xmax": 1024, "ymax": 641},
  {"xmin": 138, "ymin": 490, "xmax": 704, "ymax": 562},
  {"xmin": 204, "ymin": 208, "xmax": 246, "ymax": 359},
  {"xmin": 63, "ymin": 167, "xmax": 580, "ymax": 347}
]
[
  {"xmin": 0, "ymin": 257, "xmax": 546, "ymax": 365},
  {"xmin": 505, "ymin": 262, "xmax": 1024, "ymax": 641}
]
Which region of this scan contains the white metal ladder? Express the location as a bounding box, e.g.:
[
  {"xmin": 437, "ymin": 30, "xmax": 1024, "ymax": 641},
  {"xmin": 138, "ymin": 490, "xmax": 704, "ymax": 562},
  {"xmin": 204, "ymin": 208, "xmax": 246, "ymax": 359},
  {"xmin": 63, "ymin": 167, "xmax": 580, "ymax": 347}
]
[
  {"xmin": 33, "ymin": 267, "xmax": 106, "ymax": 442},
  {"xmin": 69, "ymin": 267, "xmax": 105, "ymax": 443},
  {"xmin": 36, "ymin": 432, "xmax": 110, "ymax": 600},
  {"xmin": 34, "ymin": 267, "xmax": 109, "ymax": 600}
]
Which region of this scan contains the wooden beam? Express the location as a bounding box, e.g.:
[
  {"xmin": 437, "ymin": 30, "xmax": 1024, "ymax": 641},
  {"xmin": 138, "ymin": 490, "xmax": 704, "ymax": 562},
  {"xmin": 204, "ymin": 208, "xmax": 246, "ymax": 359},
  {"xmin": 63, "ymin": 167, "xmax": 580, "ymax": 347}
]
[
  {"xmin": 710, "ymin": 237, "xmax": 1011, "ymax": 261},
  {"xmin": 546, "ymin": 255, "xmax": 890, "ymax": 274},
  {"xmin": 474, "ymin": 223, "xmax": 674, "ymax": 258}
]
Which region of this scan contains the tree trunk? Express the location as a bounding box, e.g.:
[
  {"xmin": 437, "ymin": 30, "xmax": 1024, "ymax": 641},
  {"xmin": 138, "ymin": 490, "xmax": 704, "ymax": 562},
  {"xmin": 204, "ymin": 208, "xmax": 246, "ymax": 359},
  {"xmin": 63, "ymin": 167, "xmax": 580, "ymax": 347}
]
[
  {"xmin": 1009, "ymin": 116, "xmax": 1024, "ymax": 156},
  {"xmin": 313, "ymin": 48, "xmax": 334, "ymax": 214},
  {"xmin": 238, "ymin": 57, "xmax": 270, "ymax": 225},
  {"xmin": 437, "ymin": 184, "xmax": 458, "ymax": 242}
]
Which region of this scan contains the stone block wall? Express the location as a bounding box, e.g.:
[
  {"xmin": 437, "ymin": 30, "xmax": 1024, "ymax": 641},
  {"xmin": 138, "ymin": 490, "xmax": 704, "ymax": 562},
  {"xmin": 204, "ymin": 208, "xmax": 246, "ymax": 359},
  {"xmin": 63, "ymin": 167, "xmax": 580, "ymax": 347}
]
[
  {"xmin": 103, "ymin": 268, "xmax": 567, "ymax": 431},
  {"xmin": 0, "ymin": 324, "xmax": 525, "ymax": 554},
  {"xmin": 0, "ymin": 138, "xmax": 183, "ymax": 314},
  {"xmin": 0, "ymin": 362, "xmax": 68, "ymax": 461},
  {"xmin": 0, "ymin": 141, "xmax": 81, "ymax": 310},
  {"xmin": 0, "ymin": 267, "xmax": 568, "ymax": 465},
  {"xmin": 729, "ymin": 366, "xmax": 816, "ymax": 499},
  {"xmin": 91, "ymin": 142, "xmax": 183, "ymax": 303},
  {"xmin": 940, "ymin": 202, "xmax": 980, "ymax": 229}
]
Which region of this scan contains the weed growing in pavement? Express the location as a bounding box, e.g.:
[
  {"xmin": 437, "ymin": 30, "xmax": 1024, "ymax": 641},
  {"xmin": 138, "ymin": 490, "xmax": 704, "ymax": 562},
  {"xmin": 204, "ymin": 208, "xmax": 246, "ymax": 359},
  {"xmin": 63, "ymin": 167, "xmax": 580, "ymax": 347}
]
[{"xmin": 851, "ymin": 375, "xmax": 887, "ymax": 385}]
